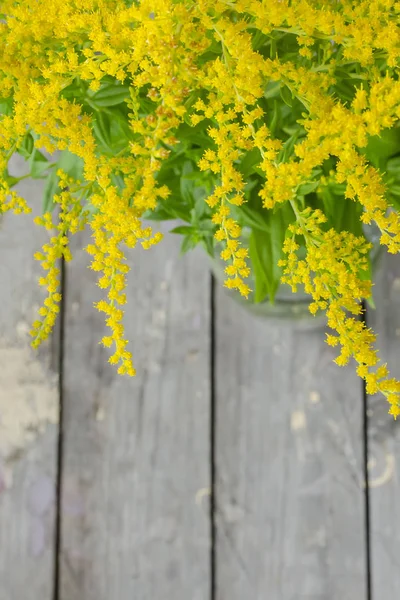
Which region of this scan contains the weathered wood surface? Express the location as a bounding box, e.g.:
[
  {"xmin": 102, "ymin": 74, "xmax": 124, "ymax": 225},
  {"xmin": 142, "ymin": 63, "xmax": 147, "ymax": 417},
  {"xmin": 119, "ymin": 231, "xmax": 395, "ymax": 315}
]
[
  {"xmin": 367, "ymin": 253, "xmax": 400, "ymax": 599},
  {"xmin": 59, "ymin": 230, "xmax": 211, "ymax": 599},
  {"xmin": 215, "ymin": 286, "xmax": 367, "ymax": 600},
  {"xmin": 5, "ymin": 172, "xmax": 400, "ymax": 599},
  {"xmin": 0, "ymin": 158, "xmax": 59, "ymax": 600}
]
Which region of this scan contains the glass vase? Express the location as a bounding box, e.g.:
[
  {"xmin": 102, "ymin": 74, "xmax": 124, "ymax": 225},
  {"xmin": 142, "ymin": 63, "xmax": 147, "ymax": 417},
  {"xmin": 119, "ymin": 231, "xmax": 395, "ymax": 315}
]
[{"xmin": 210, "ymin": 224, "xmax": 382, "ymax": 329}]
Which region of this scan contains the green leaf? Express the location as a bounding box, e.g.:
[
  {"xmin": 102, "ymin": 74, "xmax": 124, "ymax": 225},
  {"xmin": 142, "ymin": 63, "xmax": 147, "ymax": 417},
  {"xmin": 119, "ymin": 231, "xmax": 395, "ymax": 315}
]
[
  {"xmin": 60, "ymin": 81, "xmax": 86, "ymax": 103},
  {"xmin": 180, "ymin": 234, "xmax": 198, "ymax": 254},
  {"xmin": 318, "ymin": 186, "xmax": 364, "ymax": 235},
  {"xmin": 250, "ymin": 29, "xmax": 270, "ymax": 51},
  {"xmin": 389, "ymin": 184, "xmax": 400, "ymax": 196},
  {"xmin": 386, "ymin": 155, "xmax": 400, "ymax": 175},
  {"xmin": 93, "ymin": 112, "xmax": 112, "ymax": 150},
  {"xmin": 175, "ymin": 122, "xmax": 211, "ymax": 148},
  {"xmin": 111, "ymin": 172, "xmax": 125, "ymax": 191},
  {"xmin": 179, "ymin": 161, "xmax": 195, "ymax": 204},
  {"xmin": 249, "ymin": 230, "xmax": 270, "ymax": 303},
  {"xmin": 17, "ymin": 133, "xmax": 34, "ymax": 159},
  {"xmin": 194, "ymin": 195, "xmax": 207, "ymax": 220},
  {"xmin": 3, "ymin": 170, "xmax": 20, "ymax": 187},
  {"xmin": 362, "ymin": 127, "xmax": 400, "ymax": 171},
  {"xmin": 319, "ymin": 187, "xmax": 346, "ymax": 231},
  {"xmin": 145, "ymin": 193, "xmax": 192, "ymax": 223},
  {"xmin": 248, "ymin": 207, "xmax": 291, "ymax": 303},
  {"xmin": 332, "ymin": 79, "xmax": 357, "ymax": 104},
  {"xmin": 278, "ymin": 128, "xmax": 301, "ymax": 163},
  {"xmin": 57, "ymin": 149, "xmax": 84, "ymax": 180},
  {"xmin": 238, "ymin": 148, "xmax": 262, "ymax": 178},
  {"xmin": 388, "ymin": 193, "xmax": 400, "ymax": 212},
  {"xmin": 340, "ymin": 199, "xmax": 364, "ymax": 237},
  {"xmin": 170, "ymin": 225, "xmax": 194, "ymax": 234},
  {"xmin": 280, "ymin": 84, "xmax": 293, "ymax": 107},
  {"xmin": 29, "ymin": 149, "xmax": 51, "ymax": 178},
  {"xmin": 297, "ymin": 181, "xmax": 319, "ymax": 196},
  {"xmin": 143, "ymin": 207, "xmax": 173, "ymax": 221},
  {"xmin": 264, "ymin": 81, "xmax": 281, "ymax": 99},
  {"xmin": 268, "ymin": 99, "xmax": 279, "ymax": 136},
  {"xmin": 42, "ymin": 169, "xmax": 60, "ymax": 213},
  {"xmin": 201, "ymin": 233, "xmax": 215, "ymax": 257},
  {"xmin": 236, "ymin": 205, "xmax": 270, "ymax": 232},
  {"xmin": 88, "ymin": 82, "xmax": 130, "ymax": 107},
  {"xmin": 328, "ymin": 182, "xmax": 346, "ymax": 195},
  {"xmin": 108, "ymin": 107, "xmax": 134, "ymax": 143},
  {"xmin": 0, "ymin": 96, "xmax": 13, "ymax": 116}
]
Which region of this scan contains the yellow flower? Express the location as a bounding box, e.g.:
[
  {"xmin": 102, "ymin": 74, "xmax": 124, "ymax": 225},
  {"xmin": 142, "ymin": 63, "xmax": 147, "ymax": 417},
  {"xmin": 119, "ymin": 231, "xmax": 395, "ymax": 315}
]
[{"xmin": 1, "ymin": 0, "xmax": 400, "ymax": 412}]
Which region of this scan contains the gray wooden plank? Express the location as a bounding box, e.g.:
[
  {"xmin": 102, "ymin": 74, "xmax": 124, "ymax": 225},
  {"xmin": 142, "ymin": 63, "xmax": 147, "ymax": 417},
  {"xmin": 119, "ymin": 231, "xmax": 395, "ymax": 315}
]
[
  {"xmin": 215, "ymin": 286, "xmax": 367, "ymax": 600},
  {"xmin": 367, "ymin": 252, "xmax": 400, "ymax": 599},
  {"xmin": 59, "ymin": 228, "xmax": 211, "ymax": 600},
  {"xmin": 0, "ymin": 158, "xmax": 59, "ymax": 600}
]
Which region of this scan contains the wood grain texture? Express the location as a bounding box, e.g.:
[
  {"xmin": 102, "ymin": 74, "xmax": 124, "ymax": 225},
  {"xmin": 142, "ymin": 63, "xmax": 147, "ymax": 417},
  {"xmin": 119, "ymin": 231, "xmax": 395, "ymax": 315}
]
[
  {"xmin": 367, "ymin": 253, "xmax": 400, "ymax": 599},
  {"xmin": 0, "ymin": 160, "xmax": 59, "ymax": 600},
  {"xmin": 215, "ymin": 286, "xmax": 367, "ymax": 600},
  {"xmin": 59, "ymin": 229, "xmax": 211, "ymax": 600}
]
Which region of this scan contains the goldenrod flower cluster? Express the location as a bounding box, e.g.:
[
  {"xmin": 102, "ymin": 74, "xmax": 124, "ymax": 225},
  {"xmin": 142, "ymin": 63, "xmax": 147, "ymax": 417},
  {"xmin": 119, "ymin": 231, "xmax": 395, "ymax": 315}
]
[
  {"xmin": 32, "ymin": 170, "xmax": 87, "ymax": 346},
  {"xmin": 279, "ymin": 208, "xmax": 400, "ymax": 417},
  {"xmin": 1, "ymin": 0, "xmax": 400, "ymax": 414}
]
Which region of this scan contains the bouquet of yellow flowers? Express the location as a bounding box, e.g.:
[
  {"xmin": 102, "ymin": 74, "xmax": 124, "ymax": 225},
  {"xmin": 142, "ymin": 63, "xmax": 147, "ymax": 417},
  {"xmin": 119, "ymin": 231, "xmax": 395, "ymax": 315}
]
[{"xmin": 1, "ymin": 0, "xmax": 400, "ymax": 415}]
